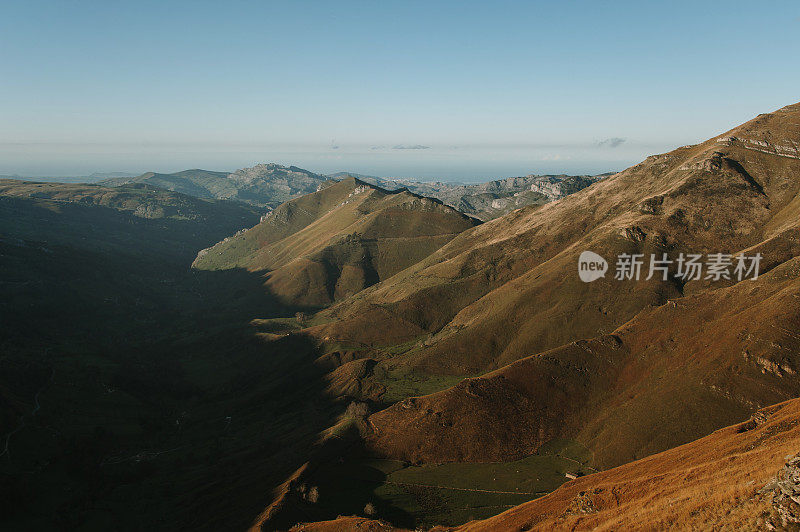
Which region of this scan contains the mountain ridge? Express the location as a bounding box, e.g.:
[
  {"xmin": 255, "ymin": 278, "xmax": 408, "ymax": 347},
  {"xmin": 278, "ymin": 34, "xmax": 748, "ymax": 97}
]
[
  {"xmin": 192, "ymin": 177, "xmax": 481, "ymax": 307},
  {"xmin": 100, "ymin": 164, "xmax": 332, "ymax": 207},
  {"xmin": 101, "ymin": 165, "xmax": 603, "ymax": 219}
]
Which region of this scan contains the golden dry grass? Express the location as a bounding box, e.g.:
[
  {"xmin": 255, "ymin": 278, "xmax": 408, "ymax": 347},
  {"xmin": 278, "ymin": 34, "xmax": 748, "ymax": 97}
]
[{"xmin": 290, "ymin": 397, "xmax": 800, "ymax": 531}]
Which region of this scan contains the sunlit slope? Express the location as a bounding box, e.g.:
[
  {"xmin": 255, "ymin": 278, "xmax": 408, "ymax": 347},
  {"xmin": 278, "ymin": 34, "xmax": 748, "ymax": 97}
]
[
  {"xmin": 366, "ymin": 254, "xmax": 800, "ymax": 467},
  {"xmin": 306, "ymin": 103, "xmax": 800, "ymax": 375},
  {"xmin": 292, "ymin": 397, "xmax": 800, "ymax": 531},
  {"xmin": 193, "ymin": 177, "xmax": 480, "ymax": 307},
  {"xmin": 341, "ymin": 103, "xmax": 800, "ymax": 468}
]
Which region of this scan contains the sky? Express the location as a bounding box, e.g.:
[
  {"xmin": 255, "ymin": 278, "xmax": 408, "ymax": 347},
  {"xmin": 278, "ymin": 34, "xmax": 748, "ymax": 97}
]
[{"xmin": 1, "ymin": 0, "xmax": 799, "ymax": 181}]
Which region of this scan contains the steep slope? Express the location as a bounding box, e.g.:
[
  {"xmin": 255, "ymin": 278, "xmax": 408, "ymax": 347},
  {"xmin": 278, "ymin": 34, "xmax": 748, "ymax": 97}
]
[
  {"xmin": 337, "ymin": 102, "xmax": 800, "ymax": 468},
  {"xmin": 193, "ymin": 177, "xmax": 480, "ymax": 307},
  {"xmin": 242, "ymin": 103, "xmax": 800, "ymax": 530},
  {"xmin": 292, "ymin": 396, "xmax": 800, "ymax": 531},
  {"xmin": 305, "ymin": 103, "xmax": 800, "ymax": 378},
  {"xmin": 366, "ymin": 254, "xmax": 800, "ymax": 468},
  {"xmin": 101, "ymin": 164, "xmax": 331, "ymax": 207}
]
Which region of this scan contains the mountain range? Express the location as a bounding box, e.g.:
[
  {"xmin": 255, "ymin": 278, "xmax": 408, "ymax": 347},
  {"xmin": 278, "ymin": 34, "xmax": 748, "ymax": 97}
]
[
  {"xmin": 99, "ymin": 164, "xmax": 331, "ymax": 208},
  {"xmin": 248, "ymin": 102, "xmax": 800, "ymax": 528},
  {"xmin": 100, "ymin": 166, "xmax": 605, "ymax": 219},
  {"xmin": 330, "ymin": 173, "xmax": 608, "ymax": 220},
  {"xmin": 2, "ymin": 102, "xmax": 799, "ymax": 531}
]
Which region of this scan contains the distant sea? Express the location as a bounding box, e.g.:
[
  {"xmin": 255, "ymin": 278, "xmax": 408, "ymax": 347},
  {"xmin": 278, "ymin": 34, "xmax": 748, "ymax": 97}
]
[{"xmin": 0, "ymin": 143, "xmax": 673, "ymax": 183}]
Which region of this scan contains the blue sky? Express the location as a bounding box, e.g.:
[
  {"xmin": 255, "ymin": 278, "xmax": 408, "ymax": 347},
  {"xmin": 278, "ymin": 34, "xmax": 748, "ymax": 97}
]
[{"xmin": 1, "ymin": 0, "xmax": 799, "ymax": 180}]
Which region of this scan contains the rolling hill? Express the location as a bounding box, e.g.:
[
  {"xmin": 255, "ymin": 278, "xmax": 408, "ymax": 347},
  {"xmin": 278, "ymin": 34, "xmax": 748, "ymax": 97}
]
[
  {"xmin": 0, "ymin": 179, "xmax": 262, "ymax": 255},
  {"xmin": 192, "ymin": 177, "xmax": 481, "ymax": 307}
]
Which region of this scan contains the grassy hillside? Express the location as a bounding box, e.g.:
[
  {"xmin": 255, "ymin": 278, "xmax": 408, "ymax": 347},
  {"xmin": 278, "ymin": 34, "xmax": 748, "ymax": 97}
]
[
  {"xmin": 291, "ymin": 397, "xmax": 800, "ymax": 531},
  {"xmin": 323, "ymin": 103, "xmax": 800, "ymax": 465},
  {"xmin": 250, "ymin": 102, "xmax": 800, "ymax": 529},
  {"xmin": 301, "ymin": 102, "xmax": 800, "ymax": 378},
  {"xmin": 366, "ymin": 255, "xmax": 800, "ymax": 467},
  {"xmin": 193, "ymin": 177, "xmax": 480, "ymax": 307}
]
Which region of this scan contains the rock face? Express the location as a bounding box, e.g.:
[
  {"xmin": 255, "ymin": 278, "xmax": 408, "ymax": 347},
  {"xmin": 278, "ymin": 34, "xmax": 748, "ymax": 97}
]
[
  {"xmin": 224, "ymin": 164, "xmax": 331, "ymax": 204},
  {"xmin": 761, "ymin": 455, "xmax": 800, "ymax": 529}
]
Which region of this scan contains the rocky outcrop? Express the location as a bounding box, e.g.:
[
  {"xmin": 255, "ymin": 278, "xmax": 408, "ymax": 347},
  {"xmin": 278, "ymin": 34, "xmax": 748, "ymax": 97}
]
[{"xmin": 761, "ymin": 454, "xmax": 800, "ymax": 529}]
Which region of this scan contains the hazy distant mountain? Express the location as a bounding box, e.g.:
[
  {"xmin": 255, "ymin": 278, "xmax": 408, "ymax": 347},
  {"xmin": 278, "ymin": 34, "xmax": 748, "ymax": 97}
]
[
  {"xmin": 100, "ymin": 164, "xmax": 332, "ymax": 208},
  {"xmin": 0, "ymin": 173, "xmax": 138, "ymax": 184},
  {"xmin": 101, "ymin": 166, "xmax": 602, "ymax": 219},
  {"xmin": 85, "ymin": 171, "xmax": 138, "ymax": 180}
]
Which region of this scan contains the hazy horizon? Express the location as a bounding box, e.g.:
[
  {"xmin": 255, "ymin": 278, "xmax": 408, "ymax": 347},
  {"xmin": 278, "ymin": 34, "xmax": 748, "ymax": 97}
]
[
  {"xmin": 0, "ymin": 139, "xmax": 674, "ymax": 182},
  {"xmin": 3, "ymin": 1, "xmax": 799, "ymax": 181}
]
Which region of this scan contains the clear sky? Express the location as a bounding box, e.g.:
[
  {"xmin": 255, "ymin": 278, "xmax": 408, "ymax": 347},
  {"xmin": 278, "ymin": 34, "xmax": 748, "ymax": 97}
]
[{"xmin": 2, "ymin": 0, "xmax": 799, "ymax": 180}]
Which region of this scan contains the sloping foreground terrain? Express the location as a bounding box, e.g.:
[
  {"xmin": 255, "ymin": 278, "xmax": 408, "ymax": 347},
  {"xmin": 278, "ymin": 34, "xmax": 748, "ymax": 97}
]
[
  {"xmin": 193, "ymin": 177, "xmax": 480, "ymax": 307},
  {"xmin": 290, "ymin": 396, "xmax": 800, "ymax": 531}
]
